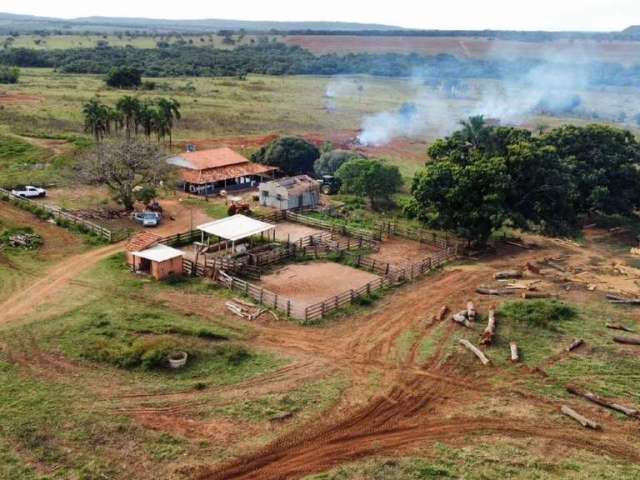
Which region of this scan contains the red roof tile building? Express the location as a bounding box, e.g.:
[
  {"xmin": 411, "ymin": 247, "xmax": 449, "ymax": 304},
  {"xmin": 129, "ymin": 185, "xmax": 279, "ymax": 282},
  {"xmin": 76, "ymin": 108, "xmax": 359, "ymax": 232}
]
[{"xmin": 167, "ymin": 147, "xmax": 277, "ymax": 195}]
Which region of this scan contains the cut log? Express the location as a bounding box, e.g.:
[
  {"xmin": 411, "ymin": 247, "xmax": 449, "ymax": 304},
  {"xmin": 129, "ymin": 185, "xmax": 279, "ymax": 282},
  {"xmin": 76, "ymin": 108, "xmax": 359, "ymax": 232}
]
[
  {"xmin": 606, "ymin": 293, "xmax": 628, "ymax": 302},
  {"xmin": 608, "ymin": 298, "xmax": 640, "ymax": 305},
  {"xmin": 459, "ymin": 339, "xmax": 490, "ymax": 365},
  {"xmin": 476, "ymin": 287, "xmax": 513, "ymax": 296},
  {"xmin": 566, "ymin": 338, "xmax": 584, "ymax": 352},
  {"xmin": 494, "ymin": 270, "xmax": 523, "ymax": 280},
  {"xmin": 605, "ymin": 323, "xmax": 634, "ymax": 333},
  {"xmin": 506, "ymin": 240, "xmax": 529, "ymax": 249},
  {"xmin": 437, "ymin": 305, "xmax": 450, "ymax": 321},
  {"xmin": 510, "ymin": 342, "xmax": 519, "ymax": 362},
  {"xmin": 566, "ymin": 385, "xmax": 638, "ymax": 418},
  {"xmin": 525, "ymin": 262, "xmax": 541, "ymax": 274},
  {"xmin": 547, "ymin": 261, "xmax": 566, "ymax": 272},
  {"xmin": 560, "ymin": 405, "xmax": 601, "ymax": 430},
  {"xmin": 452, "ymin": 310, "xmax": 473, "ymax": 328},
  {"xmin": 613, "ymin": 336, "xmax": 640, "ymax": 346},
  {"xmin": 521, "ymin": 291, "xmax": 551, "ymax": 299},
  {"xmin": 480, "ymin": 305, "xmax": 497, "ymax": 346},
  {"xmin": 466, "ymin": 300, "xmax": 476, "ymax": 322}
]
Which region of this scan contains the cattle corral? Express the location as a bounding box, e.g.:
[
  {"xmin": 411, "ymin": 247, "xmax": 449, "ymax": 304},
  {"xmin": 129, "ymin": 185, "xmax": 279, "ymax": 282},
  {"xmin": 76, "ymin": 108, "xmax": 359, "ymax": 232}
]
[{"xmin": 257, "ymin": 262, "xmax": 381, "ymax": 308}]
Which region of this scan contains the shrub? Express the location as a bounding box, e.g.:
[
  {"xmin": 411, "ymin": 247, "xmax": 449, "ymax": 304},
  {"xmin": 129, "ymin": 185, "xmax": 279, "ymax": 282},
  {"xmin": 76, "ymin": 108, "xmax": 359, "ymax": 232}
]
[
  {"xmin": 105, "ymin": 66, "xmax": 141, "ymax": 89},
  {"xmin": 0, "ymin": 66, "xmax": 19, "ymax": 84}
]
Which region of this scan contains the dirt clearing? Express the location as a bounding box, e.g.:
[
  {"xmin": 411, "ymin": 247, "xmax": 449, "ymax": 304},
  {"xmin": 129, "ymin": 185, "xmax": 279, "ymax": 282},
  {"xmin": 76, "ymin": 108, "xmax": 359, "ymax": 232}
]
[
  {"xmin": 257, "ymin": 262, "xmax": 380, "ymax": 307},
  {"xmin": 274, "ymin": 222, "xmax": 326, "ymax": 243},
  {"xmin": 368, "ymin": 236, "xmax": 440, "ymax": 267}
]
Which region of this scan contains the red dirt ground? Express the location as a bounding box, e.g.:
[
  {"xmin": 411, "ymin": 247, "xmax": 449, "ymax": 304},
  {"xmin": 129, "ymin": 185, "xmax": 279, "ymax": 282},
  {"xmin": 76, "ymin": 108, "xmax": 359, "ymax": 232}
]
[
  {"xmin": 257, "ymin": 262, "xmax": 380, "ymax": 307},
  {"xmin": 367, "ymin": 236, "xmax": 440, "ymax": 267},
  {"xmin": 274, "ymin": 222, "xmax": 326, "ymax": 243},
  {"xmin": 0, "ymin": 92, "xmax": 42, "ymax": 103}
]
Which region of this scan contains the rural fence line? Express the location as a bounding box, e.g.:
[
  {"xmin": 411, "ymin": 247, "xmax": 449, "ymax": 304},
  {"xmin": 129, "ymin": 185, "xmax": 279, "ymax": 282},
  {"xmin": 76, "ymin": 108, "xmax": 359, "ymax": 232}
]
[
  {"xmin": 374, "ymin": 220, "xmax": 459, "ymax": 249},
  {"xmin": 283, "ymin": 210, "xmax": 379, "ymax": 242},
  {"xmin": 303, "ymin": 276, "xmax": 390, "ymax": 322},
  {"xmin": 0, "ymin": 187, "xmax": 114, "ymax": 242}
]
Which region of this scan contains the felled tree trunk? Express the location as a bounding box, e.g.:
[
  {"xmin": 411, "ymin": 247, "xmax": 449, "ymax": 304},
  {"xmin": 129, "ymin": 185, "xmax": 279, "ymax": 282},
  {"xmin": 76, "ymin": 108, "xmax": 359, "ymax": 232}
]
[
  {"xmin": 480, "ymin": 305, "xmax": 497, "ymax": 346},
  {"xmin": 437, "ymin": 305, "xmax": 450, "ymax": 321},
  {"xmin": 494, "ymin": 270, "xmax": 523, "ymax": 280},
  {"xmin": 467, "ymin": 301, "xmax": 476, "ymax": 322},
  {"xmin": 605, "ymin": 323, "xmax": 634, "ymax": 333},
  {"xmin": 613, "ymin": 336, "xmax": 640, "ymax": 346},
  {"xmin": 521, "ymin": 291, "xmax": 551, "ymax": 299},
  {"xmin": 566, "ymin": 338, "xmax": 584, "ymax": 352},
  {"xmin": 459, "ymin": 339, "xmax": 490, "ymax": 365},
  {"xmin": 510, "ymin": 342, "xmax": 519, "ymax": 362},
  {"xmin": 566, "ymin": 385, "xmax": 638, "ymax": 418},
  {"xmin": 452, "ymin": 310, "xmax": 473, "ymax": 328},
  {"xmin": 560, "ymin": 405, "xmax": 601, "ymax": 430}
]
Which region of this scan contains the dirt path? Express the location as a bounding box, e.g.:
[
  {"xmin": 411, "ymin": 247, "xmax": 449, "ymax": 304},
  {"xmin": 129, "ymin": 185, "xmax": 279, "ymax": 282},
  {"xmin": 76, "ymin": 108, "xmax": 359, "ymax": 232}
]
[{"xmin": 0, "ymin": 242, "xmax": 124, "ymax": 326}]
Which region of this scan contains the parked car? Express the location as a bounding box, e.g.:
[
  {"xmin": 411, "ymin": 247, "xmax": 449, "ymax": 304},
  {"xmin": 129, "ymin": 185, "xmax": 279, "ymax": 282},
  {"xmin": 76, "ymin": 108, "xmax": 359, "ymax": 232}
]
[
  {"xmin": 132, "ymin": 211, "xmax": 161, "ymax": 227},
  {"xmin": 11, "ymin": 185, "xmax": 47, "ymax": 198}
]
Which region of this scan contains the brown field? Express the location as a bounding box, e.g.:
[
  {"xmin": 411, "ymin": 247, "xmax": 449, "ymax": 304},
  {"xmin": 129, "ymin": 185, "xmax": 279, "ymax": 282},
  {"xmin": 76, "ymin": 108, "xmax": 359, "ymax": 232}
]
[
  {"xmin": 274, "ymin": 221, "xmax": 326, "ymax": 243},
  {"xmin": 285, "ymin": 35, "xmax": 640, "ymax": 65},
  {"xmin": 257, "ymin": 262, "xmax": 380, "ymax": 307}
]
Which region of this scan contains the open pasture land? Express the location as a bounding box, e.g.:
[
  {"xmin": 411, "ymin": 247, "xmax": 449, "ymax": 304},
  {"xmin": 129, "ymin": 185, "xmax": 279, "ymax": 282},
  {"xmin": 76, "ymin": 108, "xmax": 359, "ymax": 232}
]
[
  {"xmin": 257, "ymin": 261, "xmax": 381, "ymax": 307},
  {"xmin": 285, "ymin": 35, "xmax": 640, "ymax": 65}
]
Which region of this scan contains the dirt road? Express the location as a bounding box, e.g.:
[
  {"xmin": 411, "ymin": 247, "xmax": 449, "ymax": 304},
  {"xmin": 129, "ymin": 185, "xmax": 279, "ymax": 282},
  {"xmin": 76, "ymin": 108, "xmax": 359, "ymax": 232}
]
[{"xmin": 0, "ymin": 242, "xmax": 124, "ymax": 326}]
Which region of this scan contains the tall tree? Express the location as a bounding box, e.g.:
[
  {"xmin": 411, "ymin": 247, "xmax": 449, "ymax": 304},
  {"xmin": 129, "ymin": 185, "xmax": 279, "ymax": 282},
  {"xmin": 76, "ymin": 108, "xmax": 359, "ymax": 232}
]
[
  {"xmin": 82, "ymin": 99, "xmax": 110, "ymax": 143},
  {"xmin": 156, "ymin": 98, "xmax": 181, "ymax": 147},
  {"xmin": 336, "ymin": 158, "xmax": 402, "ymax": 209},
  {"xmin": 251, "ymin": 137, "xmax": 320, "ymax": 176},
  {"xmin": 115, "ymin": 95, "xmax": 141, "ymax": 138},
  {"xmin": 78, "ymin": 138, "xmax": 173, "ymax": 210}
]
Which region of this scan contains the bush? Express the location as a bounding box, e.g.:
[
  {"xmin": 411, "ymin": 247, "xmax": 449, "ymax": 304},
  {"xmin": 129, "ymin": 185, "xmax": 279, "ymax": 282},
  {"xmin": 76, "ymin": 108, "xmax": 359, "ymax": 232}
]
[
  {"xmin": 314, "ymin": 149, "xmax": 366, "ymax": 177},
  {"xmin": 500, "ymin": 300, "xmax": 576, "ymax": 329},
  {"xmin": 0, "ymin": 65, "xmax": 19, "ymax": 84},
  {"xmin": 105, "ymin": 66, "xmax": 141, "ymax": 89}
]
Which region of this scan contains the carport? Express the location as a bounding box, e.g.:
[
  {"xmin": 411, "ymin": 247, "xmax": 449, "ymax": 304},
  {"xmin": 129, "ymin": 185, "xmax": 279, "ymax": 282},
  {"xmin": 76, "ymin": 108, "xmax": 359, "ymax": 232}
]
[{"xmin": 196, "ymin": 214, "xmax": 276, "ymax": 253}]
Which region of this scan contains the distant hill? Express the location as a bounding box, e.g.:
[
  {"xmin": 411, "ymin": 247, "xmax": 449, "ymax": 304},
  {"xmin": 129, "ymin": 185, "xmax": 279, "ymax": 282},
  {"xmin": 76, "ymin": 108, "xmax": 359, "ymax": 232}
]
[
  {"xmin": 623, "ymin": 25, "xmax": 640, "ymax": 35},
  {"xmin": 0, "ymin": 12, "xmax": 403, "ymax": 33}
]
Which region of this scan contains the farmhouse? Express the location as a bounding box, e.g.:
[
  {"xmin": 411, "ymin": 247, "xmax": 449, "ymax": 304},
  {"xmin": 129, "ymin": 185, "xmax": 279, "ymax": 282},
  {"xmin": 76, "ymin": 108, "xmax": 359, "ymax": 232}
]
[
  {"xmin": 125, "ymin": 231, "xmax": 184, "ymax": 280},
  {"xmin": 259, "ymin": 175, "xmax": 320, "ymax": 211},
  {"xmin": 167, "ymin": 147, "xmax": 277, "ymax": 195}
]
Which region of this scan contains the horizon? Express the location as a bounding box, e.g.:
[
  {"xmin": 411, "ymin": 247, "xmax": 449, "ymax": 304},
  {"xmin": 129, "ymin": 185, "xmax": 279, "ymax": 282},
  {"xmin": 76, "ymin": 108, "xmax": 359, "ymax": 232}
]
[{"xmin": 1, "ymin": 0, "xmax": 637, "ymax": 32}]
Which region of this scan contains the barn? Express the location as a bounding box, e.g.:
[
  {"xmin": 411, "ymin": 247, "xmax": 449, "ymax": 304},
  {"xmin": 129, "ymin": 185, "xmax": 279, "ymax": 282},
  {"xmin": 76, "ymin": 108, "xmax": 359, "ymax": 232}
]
[
  {"xmin": 167, "ymin": 147, "xmax": 277, "ymax": 195},
  {"xmin": 258, "ymin": 175, "xmax": 320, "ymax": 211}
]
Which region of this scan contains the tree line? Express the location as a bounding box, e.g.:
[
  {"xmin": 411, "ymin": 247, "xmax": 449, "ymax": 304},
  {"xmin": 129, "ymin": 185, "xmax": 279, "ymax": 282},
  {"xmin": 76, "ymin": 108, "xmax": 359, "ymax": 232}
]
[
  {"xmin": 82, "ymin": 95, "xmax": 181, "ymax": 145},
  {"xmin": 408, "ymin": 117, "xmax": 640, "ymax": 246},
  {"xmin": 3, "ymin": 43, "xmax": 640, "ymax": 87}
]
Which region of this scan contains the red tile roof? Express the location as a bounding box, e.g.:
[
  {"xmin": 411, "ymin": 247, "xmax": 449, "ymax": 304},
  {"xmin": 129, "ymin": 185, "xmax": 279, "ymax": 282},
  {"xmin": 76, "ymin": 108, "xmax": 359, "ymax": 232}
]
[
  {"xmin": 181, "ymin": 163, "xmax": 277, "ymax": 185},
  {"xmin": 169, "ymin": 147, "xmax": 249, "ymax": 170},
  {"xmin": 125, "ymin": 231, "xmax": 163, "ymax": 252}
]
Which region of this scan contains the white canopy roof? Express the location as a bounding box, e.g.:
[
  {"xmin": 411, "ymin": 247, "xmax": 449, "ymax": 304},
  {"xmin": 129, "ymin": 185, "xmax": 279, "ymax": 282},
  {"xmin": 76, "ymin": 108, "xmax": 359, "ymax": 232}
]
[
  {"xmin": 133, "ymin": 244, "xmax": 184, "ymax": 262},
  {"xmin": 197, "ymin": 214, "xmax": 275, "ymax": 242}
]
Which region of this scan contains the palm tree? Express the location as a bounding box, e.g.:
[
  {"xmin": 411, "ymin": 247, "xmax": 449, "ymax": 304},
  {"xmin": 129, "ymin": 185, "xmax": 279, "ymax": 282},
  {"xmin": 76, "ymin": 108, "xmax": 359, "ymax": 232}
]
[
  {"xmin": 458, "ymin": 115, "xmax": 487, "ymax": 149},
  {"xmin": 115, "ymin": 95, "xmax": 141, "ymax": 138},
  {"xmin": 82, "ymin": 99, "xmax": 110, "ymax": 143},
  {"xmin": 137, "ymin": 100, "xmax": 160, "ymax": 141},
  {"xmin": 156, "ymin": 97, "xmax": 181, "ymax": 146}
]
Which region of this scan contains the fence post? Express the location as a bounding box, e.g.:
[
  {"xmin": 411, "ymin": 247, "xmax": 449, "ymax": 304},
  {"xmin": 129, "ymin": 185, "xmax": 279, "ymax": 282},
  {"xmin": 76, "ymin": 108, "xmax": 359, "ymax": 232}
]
[
  {"xmin": 274, "ymin": 294, "xmax": 278, "ymax": 309},
  {"xmin": 321, "ymin": 302, "xmax": 325, "ymax": 318},
  {"xmin": 385, "ymin": 263, "xmax": 390, "ymax": 276},
  {"xmin": 366, "ymin": 283, "xmax": 371, "ymax": 296},
  {"xmin": 260, "ymin": 288, "xmax": 264, "ymax": 304},
  {"xmin": 286, "ymin": 300, "xmax": 291, "ymax": 318}
]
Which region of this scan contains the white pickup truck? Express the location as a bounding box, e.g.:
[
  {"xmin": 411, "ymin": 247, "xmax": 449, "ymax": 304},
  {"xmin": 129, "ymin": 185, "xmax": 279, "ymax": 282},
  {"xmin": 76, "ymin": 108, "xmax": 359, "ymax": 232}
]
[{"xmin": 10, "ymin": 185, "xmax": 47, "ymax": 198}]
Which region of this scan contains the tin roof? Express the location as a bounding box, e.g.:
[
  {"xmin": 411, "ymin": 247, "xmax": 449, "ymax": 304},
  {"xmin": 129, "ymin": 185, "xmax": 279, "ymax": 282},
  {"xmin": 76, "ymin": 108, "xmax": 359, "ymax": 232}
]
[
  {"xmin": 132, "ymin": 244, "xmax": 184, "ymax": 262},
  {"xmin": 197, "ymin": 214, "xmax": 275, "ymax": 242}
]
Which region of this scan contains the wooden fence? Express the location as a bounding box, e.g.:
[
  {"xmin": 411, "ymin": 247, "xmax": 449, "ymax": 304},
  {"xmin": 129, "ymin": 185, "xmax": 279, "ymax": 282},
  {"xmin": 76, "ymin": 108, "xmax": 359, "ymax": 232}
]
[
  {"xmin": 0, "ymin": 187, "xmax": 115, "ymax": 242},
  {"xmin": 375, "ymin": 220, "xmax": 459, "ymax": 250},
  {"xmin": 303, "ymin": 276, "xmax": 389, "ymax": 322},
  {"xmin": 284, "ymin": 211, "xmax": 379, "ymax": 242}
]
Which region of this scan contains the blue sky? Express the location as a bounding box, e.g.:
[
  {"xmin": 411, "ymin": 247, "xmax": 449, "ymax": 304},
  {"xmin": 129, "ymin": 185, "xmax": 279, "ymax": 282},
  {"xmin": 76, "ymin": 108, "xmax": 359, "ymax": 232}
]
[{"xmin": 4, "ymin": 0, "xmax": 638, "ymax": 31}]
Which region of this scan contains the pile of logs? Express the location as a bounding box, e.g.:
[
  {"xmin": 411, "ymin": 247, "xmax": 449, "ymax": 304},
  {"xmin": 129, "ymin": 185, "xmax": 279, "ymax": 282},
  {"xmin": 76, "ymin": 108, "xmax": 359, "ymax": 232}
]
[
  {"xmin": 567, "ymin": 385, "xmax": 639, "ymax": 419},
  {"xmin": 451, "ymin": 301, "xmax": 476, "ymax": 328}
]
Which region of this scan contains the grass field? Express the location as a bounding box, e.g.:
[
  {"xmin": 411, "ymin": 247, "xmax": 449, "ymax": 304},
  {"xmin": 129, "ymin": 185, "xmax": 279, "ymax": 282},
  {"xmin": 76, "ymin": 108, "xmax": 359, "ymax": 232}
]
[{"xmin": 0, "ymin": 33, "xmax": 271, "ymax": 50}]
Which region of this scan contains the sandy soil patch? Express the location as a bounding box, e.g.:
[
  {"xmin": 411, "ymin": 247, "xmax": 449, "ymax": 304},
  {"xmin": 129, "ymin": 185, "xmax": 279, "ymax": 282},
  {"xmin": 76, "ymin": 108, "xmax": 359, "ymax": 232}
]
[{"xmin": 258, "ymin": 262, "xmax": 380, "ymax": 307}]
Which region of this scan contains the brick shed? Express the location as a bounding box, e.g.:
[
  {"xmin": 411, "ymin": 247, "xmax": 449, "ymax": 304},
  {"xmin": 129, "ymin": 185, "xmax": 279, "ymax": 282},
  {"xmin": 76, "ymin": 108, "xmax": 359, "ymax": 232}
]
[
  {"xmin": 130, "ymin": 244, "xmax": 185, "ymax": 280},
  {"xmin": 125, "ymin": 231, "xmax": 184, "ymax": 280}
]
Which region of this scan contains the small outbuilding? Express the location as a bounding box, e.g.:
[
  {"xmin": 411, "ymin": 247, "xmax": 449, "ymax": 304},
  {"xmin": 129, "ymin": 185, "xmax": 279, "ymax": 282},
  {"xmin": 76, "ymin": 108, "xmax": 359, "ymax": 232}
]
[
  {"xmin": 258, "ymin": 175, "xmax": 320, "ymax": 211},
  {"xmin": 130, "ymin": 244, "xmax": 185, "ymax": 280}
]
